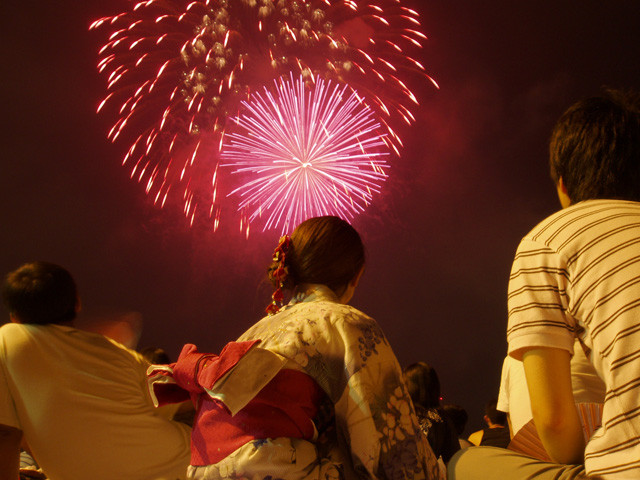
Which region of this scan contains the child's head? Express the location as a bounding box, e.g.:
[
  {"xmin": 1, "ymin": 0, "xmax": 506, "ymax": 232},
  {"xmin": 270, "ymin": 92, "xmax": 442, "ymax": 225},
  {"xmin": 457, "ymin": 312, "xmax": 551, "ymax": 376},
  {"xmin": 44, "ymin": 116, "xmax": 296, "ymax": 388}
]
[{"xmin": 484, "ymin": 398, "xmax": 507, "ymax": 427}]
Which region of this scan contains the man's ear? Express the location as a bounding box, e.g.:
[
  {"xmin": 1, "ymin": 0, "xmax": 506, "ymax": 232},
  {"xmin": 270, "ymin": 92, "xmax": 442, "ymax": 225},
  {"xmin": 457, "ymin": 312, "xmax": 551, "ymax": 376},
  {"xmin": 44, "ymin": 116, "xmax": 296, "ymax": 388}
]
[
  {"xmin": 557, "ymin": 177, "xmax": 568, "ymax": 194},
  {"xmin": 556, "ymin": 177, "xmax": 571, "ymax": 208}
]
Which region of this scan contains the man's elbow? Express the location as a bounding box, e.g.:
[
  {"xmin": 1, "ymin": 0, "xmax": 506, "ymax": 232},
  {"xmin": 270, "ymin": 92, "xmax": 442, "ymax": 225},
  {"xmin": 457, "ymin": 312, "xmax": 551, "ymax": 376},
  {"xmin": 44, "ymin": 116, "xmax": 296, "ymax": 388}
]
[
  {"xmin": 533, "ymin": 407, "xmax": 569, "ymax": 434},
  {"xmin": 533, "ymin": 410, "xmax": 584, "ymax": 464}
]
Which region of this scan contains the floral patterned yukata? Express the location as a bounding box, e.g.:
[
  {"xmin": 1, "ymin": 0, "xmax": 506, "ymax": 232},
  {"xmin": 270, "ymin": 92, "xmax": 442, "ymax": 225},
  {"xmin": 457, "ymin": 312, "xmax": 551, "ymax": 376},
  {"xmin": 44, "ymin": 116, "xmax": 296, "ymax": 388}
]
[{"xmin": 149, "ymin": 285, "xmax": 441, "ymax": 480}]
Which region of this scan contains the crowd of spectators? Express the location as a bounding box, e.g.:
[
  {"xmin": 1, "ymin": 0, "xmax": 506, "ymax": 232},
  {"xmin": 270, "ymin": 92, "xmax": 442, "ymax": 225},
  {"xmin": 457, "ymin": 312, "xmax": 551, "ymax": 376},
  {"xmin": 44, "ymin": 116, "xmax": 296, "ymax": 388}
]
[{"xmin": 1, "ymin": 88, "xmax": 639, "ymax": 479}]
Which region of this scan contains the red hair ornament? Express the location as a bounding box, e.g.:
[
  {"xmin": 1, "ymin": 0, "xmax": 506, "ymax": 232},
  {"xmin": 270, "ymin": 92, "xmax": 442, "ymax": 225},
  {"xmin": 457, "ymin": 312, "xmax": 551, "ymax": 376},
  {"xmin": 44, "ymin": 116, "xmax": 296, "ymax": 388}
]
[{"xmin": 266, "ymin": 235, "xmax": 291, "ymax": 315}]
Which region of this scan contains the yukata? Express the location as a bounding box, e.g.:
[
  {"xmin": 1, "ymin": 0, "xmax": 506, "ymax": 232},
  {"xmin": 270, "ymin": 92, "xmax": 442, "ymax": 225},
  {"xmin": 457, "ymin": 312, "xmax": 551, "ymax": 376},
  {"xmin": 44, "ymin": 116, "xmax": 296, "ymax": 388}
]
[{"xmin": 149, "ymin": 285, "xmax": 441, "ymax": 480}]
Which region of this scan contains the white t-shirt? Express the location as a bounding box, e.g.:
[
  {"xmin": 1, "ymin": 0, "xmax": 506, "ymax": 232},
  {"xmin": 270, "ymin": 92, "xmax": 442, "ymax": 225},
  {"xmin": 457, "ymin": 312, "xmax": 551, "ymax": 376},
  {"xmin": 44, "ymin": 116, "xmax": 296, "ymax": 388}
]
[
  {"xmin": 496, "ymin": 355, "xmax": 531, "ymax": 435},
  {"xmin": 0, "ymin": 322, "xmax": 191, "ymax": 480},
  {"xmin": 507, "ymin": 199, "xmax": 640, "ymax": 478},
  {"xmin": 497, "ymin": 339, "xmax": 605, "ymax": 435}
]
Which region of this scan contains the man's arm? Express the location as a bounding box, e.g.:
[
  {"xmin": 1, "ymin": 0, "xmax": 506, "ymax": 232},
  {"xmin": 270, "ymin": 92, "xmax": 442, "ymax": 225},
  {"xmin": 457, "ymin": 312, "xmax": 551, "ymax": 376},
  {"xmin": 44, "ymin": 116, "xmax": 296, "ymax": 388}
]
[
  {"xmin": 522, "ymin": 347, "xmax": 584, "ymax": 464},
  {"xmin": 0, "ymin": 423, "xmax": 21, "ymax": 480}
]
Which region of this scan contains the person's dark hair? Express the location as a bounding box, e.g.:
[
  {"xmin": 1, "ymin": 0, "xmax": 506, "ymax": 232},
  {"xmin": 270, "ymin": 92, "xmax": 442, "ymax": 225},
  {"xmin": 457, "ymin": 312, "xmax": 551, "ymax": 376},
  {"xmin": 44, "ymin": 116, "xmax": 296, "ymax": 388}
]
[
  {"xmin": 139, "ymin": 346, "xmax": 172, "ymax": 364},
  {"xmin": 403, "ymin": 361, "xmax": 442, "ymax": 410},
  {"xmin": 268, "ymin": 216, "xmax": 365, "ymax": 297},
  {"xmin": 441, "ymin": 404, "xmax": 469, "ymax": 436},
  {"xmin": 549, "ymin": 88, "xmax": 640, "ymax": 203},
  {"xmin": 2, "ymin": 262, "xmax": 78, "ymax": 325},
  {"xmin": 485, "ymin": 398, "xmax": 507, "ymax": 426}
]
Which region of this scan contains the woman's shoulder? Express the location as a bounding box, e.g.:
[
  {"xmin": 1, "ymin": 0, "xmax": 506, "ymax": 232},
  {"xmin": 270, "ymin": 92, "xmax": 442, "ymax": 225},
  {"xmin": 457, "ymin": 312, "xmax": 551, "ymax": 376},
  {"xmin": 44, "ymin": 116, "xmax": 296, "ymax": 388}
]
[
  {"xmin": 241, "ymin": 300, "xmax": 372, "ymax": 333},
  {"xmin": 311, "ymin": 300, "xmax": 373, "ymax": 321},
  {"xmin": 297, "ymin": 301, "xmax": 384, "ymax": 341},
  {"xmin": 238, "ymin": 299, "xmax": 383, "ymax": 350}
]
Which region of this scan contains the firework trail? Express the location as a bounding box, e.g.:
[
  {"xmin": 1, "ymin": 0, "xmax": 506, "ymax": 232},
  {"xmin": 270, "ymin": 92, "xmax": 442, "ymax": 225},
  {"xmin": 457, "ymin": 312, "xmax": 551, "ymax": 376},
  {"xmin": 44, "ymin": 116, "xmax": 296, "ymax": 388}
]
[
  {"xmin": 222, "ymin": 74, "xmax": 388, "ymax": 234},
  {"xmin": 90, "ymin": 0, "xmax": 436, "ymax": 233}
]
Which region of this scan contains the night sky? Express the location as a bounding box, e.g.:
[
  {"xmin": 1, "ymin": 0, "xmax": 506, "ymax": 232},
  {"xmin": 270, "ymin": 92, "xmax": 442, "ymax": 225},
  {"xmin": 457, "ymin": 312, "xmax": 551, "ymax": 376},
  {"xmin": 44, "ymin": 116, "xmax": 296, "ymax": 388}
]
[{"xmin": 2, "ymin": 1, "xmax": 639, "ymax": 433}]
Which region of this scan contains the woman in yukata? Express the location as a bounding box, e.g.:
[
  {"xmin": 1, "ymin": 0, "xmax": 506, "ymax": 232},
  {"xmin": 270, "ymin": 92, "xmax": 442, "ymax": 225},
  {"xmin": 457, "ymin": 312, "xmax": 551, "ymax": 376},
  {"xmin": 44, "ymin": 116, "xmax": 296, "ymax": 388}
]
[{"xmin": 149, "ymin": 216, "xmax": 441, "ymax": 480}]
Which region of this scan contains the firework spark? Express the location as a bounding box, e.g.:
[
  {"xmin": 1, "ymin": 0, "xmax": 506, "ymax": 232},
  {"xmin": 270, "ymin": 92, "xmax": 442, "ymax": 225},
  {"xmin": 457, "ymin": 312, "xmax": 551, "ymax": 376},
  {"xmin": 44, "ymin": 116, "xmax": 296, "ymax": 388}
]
[
  {"xmin": 91, "ymin": 0, "xmax": 435, "ymax": 233},
  {"xmin": 222, "ymin": 74, "xmax": 388, "ymax": 233}
]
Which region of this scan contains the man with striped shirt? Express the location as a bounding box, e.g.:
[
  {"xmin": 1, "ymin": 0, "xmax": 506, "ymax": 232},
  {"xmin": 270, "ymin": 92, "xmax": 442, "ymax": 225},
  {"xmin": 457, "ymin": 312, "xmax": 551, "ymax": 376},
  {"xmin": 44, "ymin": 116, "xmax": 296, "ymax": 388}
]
[{"xmin": 449, "ymin": 89, "xmax": 640, "ymax": 479}]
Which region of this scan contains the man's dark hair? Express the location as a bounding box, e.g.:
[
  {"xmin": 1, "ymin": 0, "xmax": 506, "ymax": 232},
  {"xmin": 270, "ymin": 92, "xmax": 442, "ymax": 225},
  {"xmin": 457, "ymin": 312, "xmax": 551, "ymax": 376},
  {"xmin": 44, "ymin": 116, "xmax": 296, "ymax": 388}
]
[
  {"xmin": 2, "ymin": 262, "xmax": 78, "ymax": 325},
  {"xmin": 549, "ymin": 88, "xmax": 640, "ymax": 203},
  {"xmin": 485, "ymin": 398, "xmax": 507, "ymax": 426}
]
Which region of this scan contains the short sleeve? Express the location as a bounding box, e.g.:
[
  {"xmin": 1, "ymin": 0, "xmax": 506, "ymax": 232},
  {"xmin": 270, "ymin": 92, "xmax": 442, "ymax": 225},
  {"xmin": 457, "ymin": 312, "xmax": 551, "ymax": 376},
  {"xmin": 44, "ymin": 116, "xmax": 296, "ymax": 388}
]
[
  {"xmin": 507, "ymin": 238, "xmax": 576, "ymax": 359},
  {"xmin": 0, "ymin": 334, "xmax": 21, "ymax": 429}
]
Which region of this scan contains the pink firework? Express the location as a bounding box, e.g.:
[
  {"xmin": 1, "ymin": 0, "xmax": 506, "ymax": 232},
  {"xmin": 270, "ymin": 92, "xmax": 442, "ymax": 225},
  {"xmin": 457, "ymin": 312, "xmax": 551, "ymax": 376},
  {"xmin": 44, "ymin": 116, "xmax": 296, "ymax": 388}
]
[
  {"xmin": 222, "ymin": 74, "xmax": 388, "ymax": 233},
  {"xmin": 90, "ymin": 0, "xmax": 435, "ymax": 232}
]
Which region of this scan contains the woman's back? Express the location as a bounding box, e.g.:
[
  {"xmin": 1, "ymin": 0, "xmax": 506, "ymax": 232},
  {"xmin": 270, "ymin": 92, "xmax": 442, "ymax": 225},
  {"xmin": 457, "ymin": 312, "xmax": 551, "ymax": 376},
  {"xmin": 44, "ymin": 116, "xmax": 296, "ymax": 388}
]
[{"xmin": 150, "ymin": 216, "xmax": 443, "ymax": 480}]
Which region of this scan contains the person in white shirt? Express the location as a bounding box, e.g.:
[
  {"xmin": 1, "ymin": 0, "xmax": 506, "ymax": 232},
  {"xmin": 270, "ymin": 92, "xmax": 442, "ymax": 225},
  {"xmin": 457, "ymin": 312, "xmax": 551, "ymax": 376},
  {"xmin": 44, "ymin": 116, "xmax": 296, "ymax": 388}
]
[
  {"xmin": 0, "ymin": 261, "xmax": 191, "ymax": 480},
  {"xmin": 497, "ymin": 339, "xmax": 605, "ymax": 436}
]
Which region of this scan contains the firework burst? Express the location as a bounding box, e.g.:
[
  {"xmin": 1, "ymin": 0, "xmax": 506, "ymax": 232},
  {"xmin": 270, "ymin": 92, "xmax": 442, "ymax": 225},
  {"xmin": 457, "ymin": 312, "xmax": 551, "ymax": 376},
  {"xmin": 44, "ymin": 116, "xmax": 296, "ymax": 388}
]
[
  {"xmin": 90, "ymin": 0, "xmax": 435, "ymax": 233},
  {"xmin": 222, "ymin": 74, "xmax": 388, "ymax": 233}
]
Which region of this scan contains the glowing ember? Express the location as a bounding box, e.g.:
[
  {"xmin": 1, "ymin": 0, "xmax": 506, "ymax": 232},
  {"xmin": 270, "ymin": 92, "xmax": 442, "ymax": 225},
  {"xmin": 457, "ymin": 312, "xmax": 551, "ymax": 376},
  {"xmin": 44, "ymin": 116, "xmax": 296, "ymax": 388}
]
[
  {"xmin": 90, "ymin": 0, "xmax": 435, "ymax": 233},
  {"xmin": 221, "ymin": 74, "xmax": 389, "ymax": 233}
]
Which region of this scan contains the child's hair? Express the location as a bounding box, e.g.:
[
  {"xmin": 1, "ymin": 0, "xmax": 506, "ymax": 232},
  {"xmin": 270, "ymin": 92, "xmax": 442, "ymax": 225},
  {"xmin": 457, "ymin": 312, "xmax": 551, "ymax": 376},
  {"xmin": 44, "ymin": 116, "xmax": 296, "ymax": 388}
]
[
  {"xmin": 485, "ymin": 398, "xmax": 507, "ymax": 426},
  {"xmin": 268, "ymin": 216, "xmax": 365, "ymax": 298}
]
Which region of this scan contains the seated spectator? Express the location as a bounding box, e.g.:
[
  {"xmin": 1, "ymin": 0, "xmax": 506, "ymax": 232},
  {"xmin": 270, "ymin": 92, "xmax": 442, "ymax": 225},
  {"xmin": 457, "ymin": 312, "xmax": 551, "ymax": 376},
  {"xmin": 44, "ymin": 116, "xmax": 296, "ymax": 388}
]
[
  {"xmin": 449, "ymin": 89, "xmax": 640, "ymax": 479},
  {"xmin": 441, "ymin": 404, "xmax": 474, "ymax": 449},
  {"xmin": 0, "ymin": 261, "xmax": 191, "ymax": 480},
  {"xmin": 148, "ymin": 216, "xmax": 442, "ymax": 480},
  {"xmin": 467, "ymin": 399, "xmax": 510, "ymax": 448},
  {"xmin": 403, "ymin": 362, "xmax": 460, "ymax": 463}
]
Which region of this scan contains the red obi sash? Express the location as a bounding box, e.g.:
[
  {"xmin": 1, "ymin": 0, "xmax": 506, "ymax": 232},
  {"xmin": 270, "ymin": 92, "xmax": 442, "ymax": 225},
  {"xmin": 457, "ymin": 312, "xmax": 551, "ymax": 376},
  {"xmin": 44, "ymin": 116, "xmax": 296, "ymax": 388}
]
[
  {"xmin": 149, "ymin": 342, "xmax": 325, "ymax": 466},
  {"xmin": 191, "ymin": 368, "xmax": 324, "ymax": 465}
]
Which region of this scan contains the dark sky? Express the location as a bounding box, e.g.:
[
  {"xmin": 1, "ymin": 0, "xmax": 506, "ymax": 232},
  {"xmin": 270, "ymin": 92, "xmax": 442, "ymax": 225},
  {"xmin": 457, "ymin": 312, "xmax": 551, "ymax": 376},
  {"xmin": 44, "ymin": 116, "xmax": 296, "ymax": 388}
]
[{"xmin": 1, "ymin": 1, "xmax": 639, "ymax": 433}]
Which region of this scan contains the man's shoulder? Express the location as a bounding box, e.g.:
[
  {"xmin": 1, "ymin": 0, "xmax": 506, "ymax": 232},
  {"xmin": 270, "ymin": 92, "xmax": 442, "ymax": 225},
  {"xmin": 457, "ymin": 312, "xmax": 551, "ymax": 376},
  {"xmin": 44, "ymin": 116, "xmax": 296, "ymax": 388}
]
[
  {"xmin": 0, "ymin": 322, "xmax": 145, "ymax": 365},
  {"xmin": 524, "ymin": 199, "xmax": 640, "ymax": 247},
  {"xmin": 0, "ymin": 322, "xmax": 36, "ymax": 345},
  {"xmin": 0, "ymin": 322, "xmax": 23, "ymax": 335}
]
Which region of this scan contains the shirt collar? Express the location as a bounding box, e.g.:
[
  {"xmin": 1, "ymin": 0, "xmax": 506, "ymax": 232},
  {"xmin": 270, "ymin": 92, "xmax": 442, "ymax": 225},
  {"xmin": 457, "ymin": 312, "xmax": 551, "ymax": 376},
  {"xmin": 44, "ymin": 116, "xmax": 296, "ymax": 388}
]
[{"xmin": 288, "ymin": 284, "xmax": 338, "ymax": 306}]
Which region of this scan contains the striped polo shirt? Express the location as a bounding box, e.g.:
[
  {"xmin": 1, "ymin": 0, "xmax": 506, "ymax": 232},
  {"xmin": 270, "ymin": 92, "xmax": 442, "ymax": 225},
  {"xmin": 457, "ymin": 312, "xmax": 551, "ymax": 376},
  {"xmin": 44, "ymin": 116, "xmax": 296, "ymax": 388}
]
[{"xmin": 507, "ymin": 199, "xmax": 640, "ymax": 478}]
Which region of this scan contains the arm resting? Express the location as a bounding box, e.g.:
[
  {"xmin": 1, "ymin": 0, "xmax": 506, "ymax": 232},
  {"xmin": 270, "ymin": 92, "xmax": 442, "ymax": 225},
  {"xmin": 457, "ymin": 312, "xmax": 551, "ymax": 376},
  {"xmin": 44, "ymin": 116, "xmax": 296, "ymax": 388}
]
[{"xmin": 523, "ymin": 347, "xmax": 584, "ymax": 464}]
